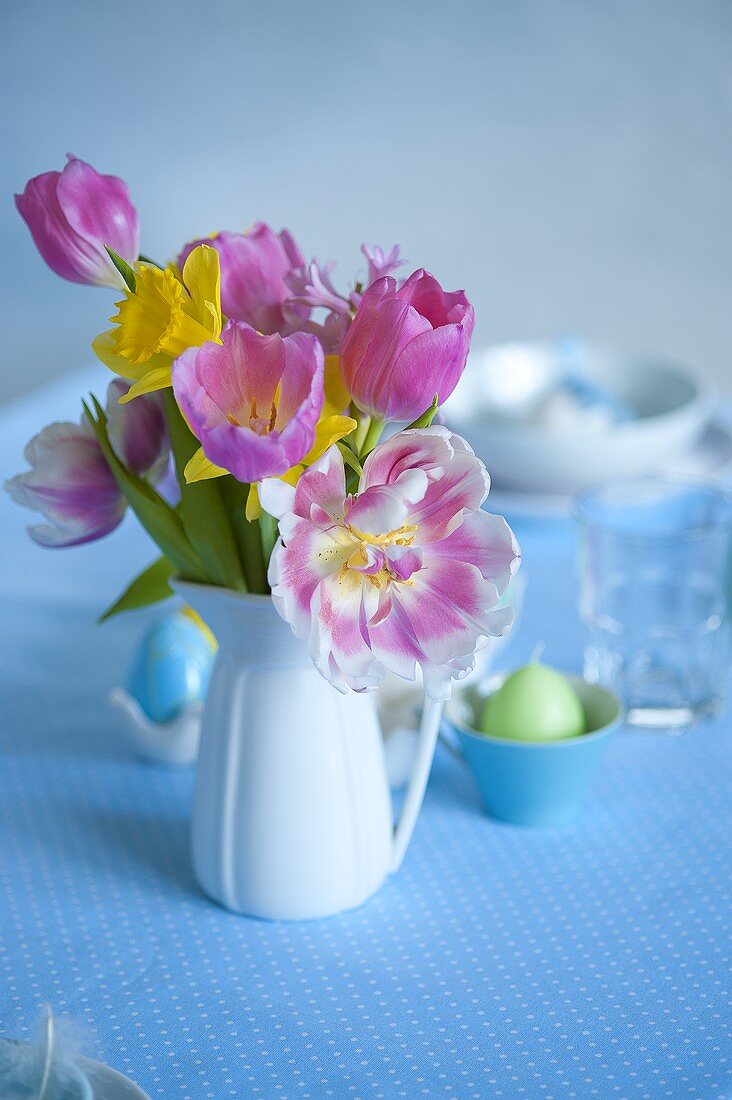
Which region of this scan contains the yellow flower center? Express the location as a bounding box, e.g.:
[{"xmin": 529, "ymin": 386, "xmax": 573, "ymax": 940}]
[
  {"xmin": 342, "ymin": 523, "xmax": 418, "ymax": 589},
  {"xmin": 226, "ymin": 398, "xmax": 278, "ymax": 435},
  {"xmin": 346, "ymin": 523, "xmax": 418, "ymax": 548}
]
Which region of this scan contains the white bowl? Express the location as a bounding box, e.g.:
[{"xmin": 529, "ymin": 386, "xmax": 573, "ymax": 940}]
[{"xmin": 444, "ymin": 342, "xmax": 716, "ymax": 494}]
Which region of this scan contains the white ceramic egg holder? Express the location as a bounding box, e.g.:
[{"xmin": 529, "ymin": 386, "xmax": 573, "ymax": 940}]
[{"xmin": 109, "ymin": 688, "xmax": 202, "ymax": 767}]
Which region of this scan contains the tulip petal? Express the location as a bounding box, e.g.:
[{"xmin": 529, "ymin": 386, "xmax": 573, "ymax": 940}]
[
  {"xmin": 272, "ymin": 331, "xmax": 325, "ymax": 461},
  {"xmin": 56, "ymin": 156, "xmax": 139, "ymax": 273},
  {"xmin": 106, "ymin": 379, "xmax": 169, "ymax": 478},
  {"xmin": 268, "ymin": 519, "xmax": 350, "ymax": 640},
  {"xmin": 198, "ymin": 325, "xmax": 284, "ymax": 422},
  {"xmin": 342, "ymin": 296, "xmax": 431, "ymax": 419},
  {"xmin": 391, "ymin": 323, "xmax": 470, "ymax": 411},
  {"xmin": 5, "ymin": 420, "xmax": 125, "ymax": 547},
  {"xmin": 16, "ymin": 157, "xmax": 138, "ymax": 288},
  {"xmin": 16, "ymin": 173, "xmax": 109, "ymax": 286},
  {"xmin": 307, "ymin": 566, "xmax": 382, "ymax": 692},
  {"xmin": 396, "ymin": 269, "xmax": 475, "ymax": 340},
  {"xmin": 340, "ymin": 270, "xmax": 473, "ymax": 422},
  {"xmin": 173, "ymin": 320, "xmax": 323, "ymax": 484},
  {"xmin": 258, "ymin": 477, "xmax": 296, "ymax": 521},
  {"xmin": 362, "ymin": 426, "xmax": 489, "ymax": 539},
  {"xmin": 346, "ymin": 480, "xmax": 423, "ymax": 536},
  {"xmin": 430, "ymin": 509, "xmax": 521, "ymax": 593},
  {"xmin": 290, "ymin": 445, "xmax": 347, "ymax": 526},
  {"xmin": 385, "ymin": 556, "xmax": 502, "ymax": 665}
]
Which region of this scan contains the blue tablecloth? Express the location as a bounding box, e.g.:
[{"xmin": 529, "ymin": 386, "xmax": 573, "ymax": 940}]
[{"xmin": 1, "ymin": 368, "xmax": 730, "ymax": 1099}]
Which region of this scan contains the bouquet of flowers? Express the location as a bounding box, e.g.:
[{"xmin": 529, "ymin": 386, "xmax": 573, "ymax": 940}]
[{"xmin": 7, "ymin": 156, "xmax": 520, "ymax": 701}]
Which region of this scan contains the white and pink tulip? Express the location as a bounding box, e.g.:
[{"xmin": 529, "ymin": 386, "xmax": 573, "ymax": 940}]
[
  {"xmin": 5, "ymin": 382, "xmax": 168, "ymax": 548},
  {"xmin": 260, "ymin": 426, "xmax": 520, "ymax": 700}
]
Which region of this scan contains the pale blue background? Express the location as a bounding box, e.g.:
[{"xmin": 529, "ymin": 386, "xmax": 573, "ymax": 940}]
[{"xmin": 2, "ymin": 0, "xmax": 732, "ymax": 403}]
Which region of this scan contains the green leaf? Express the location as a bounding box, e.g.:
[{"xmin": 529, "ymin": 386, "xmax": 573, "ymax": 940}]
[
  {"xmin": 218, "ymin": 477, "xmax": 268, "ymax": 594},
  {"xmin": 259, "ymin": 510, "xmax": 279, "ymax": 575},
  {"xmin": 359, "ymin": 416, "xmax": 384, "ymax": 459},
  {"xmin": 105, "ymin": 246, "xmax": 136, "ymax": 292},
  {"xmin": 98, "ymin": 556, "xmax": 175, "ymax": 623},
  {"xmin": 164, "ymin": 392, "xmax": 248, "ymax": 592},
  {"xmin": 336, "ymin": 440, "xmax": 364, "ymax": 478},
  {"xmin": 138, "ymin": 253, "xmax": 163, "ymax": 268},
  {"xmin": 83, "ymin": 396, "xmax": 207, "ymax": 581},
  {"xmin": 405, "ymin": 395, "xmax": 439, "ymax": 431}
]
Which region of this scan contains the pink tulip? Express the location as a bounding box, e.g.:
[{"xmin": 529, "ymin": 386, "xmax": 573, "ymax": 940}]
[
  {"xmin": 5, "ymin": 382, "xmax": 168, "ymax": 547},
  {"xmin": 340, "ymin": 269, "xmax": 474, "ymax": 422},
  {"xmin": 15, "ymin": 156, "xmax": 139, "ymax": 287},
  {"xmin": 177, "ymin": 224, "xmax": 308, "ymax": 335},
  {"xmin": 105, "ymin": 378, "xmax": 169, "ymax": 483},
  {"xmin": 261, "ymin": 426, "xmax": 519, "ymax": 700},
  {"xmin": 172, "ymin": 319, "xmax": 324, "ymax": 484}
]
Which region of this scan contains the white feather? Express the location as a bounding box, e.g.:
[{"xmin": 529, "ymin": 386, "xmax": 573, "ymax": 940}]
[{"xmin": 0, "ymin": 1007, "xmax": 92, "ymax": 1099}]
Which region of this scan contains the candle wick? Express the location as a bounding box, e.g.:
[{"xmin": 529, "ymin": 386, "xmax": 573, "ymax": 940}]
[{"xmin": 529, "ymin": 641, "xmax": 546, "ymax": 664}]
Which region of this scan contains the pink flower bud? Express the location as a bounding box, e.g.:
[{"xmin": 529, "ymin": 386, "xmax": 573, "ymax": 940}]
[{"xmin": 15, "ymin": 156, "xmax": 139, "ymax": 287}]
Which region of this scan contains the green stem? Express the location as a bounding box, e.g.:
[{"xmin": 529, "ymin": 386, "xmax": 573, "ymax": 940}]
[
  {"xmin": 336, "ymin": 440, "xmax": 364, "ymax": 478},
  {"xmin": 360, "ymin": 417, "xmax": 384, "ymax": 458},
  {"xmin": 220, "ymin": 479, "xmax": 265, "ymax": 594},
  {"xmin": 352, "ymin": 413, "xmax": 371, "ymax": 453},
  {"xmin": 164, "ymin": 392, "xmax": 247, "ymax": 592},
  {"xmin": 259, "ymin": 511, "xmax": 279, "ymax": 582},
  {"xmin": 240, "ymin": 515, "xmax": 268, "ymax": 594}
]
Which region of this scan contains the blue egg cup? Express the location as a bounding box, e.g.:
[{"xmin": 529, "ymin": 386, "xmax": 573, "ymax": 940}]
[{"xmin": 445, "ymin": 675, "xmax": 623, "ymax": 827}]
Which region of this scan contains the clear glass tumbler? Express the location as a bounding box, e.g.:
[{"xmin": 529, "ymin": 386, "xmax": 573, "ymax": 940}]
[{"xmin": 574, "ymin": 478, "xmax": 732, "ymax": 730}]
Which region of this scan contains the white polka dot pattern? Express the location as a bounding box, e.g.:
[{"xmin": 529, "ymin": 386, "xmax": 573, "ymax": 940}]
[{"xmin": 0, "ymin": 379, "xmax": 730, "ymax": 1098}]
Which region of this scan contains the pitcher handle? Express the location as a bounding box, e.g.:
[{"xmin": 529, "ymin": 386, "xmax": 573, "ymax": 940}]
[{"xmin": 391, "ymin": 696, "xmax": 444, "ymax": 873}]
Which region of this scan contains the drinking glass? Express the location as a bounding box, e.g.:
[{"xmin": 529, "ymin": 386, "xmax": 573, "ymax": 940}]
[{"xmin": 574, "ymin": 478, "xmax": 732, "ymax": 730}]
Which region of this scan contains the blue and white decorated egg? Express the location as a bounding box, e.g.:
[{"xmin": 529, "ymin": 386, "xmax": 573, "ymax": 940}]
[{"xmin": 128, "ymin": 608, "xmax": 217, "ymax": 724}]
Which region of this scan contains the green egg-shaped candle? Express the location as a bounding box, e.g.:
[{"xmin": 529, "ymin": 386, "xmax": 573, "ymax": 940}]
[{"xmin": 479, "ymin": 663, "xmax": 585, "ymax": 742}]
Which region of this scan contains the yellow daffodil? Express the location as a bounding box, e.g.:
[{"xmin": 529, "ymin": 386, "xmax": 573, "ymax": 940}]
[{"xmin": 92, "ymin": 245, "xmax": 223, "ymax": 403}]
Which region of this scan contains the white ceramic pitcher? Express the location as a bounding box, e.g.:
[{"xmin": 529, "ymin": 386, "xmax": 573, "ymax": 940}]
[{"xmin": 173, "ymin": 580, "xmax": 443, "ymax": 921}]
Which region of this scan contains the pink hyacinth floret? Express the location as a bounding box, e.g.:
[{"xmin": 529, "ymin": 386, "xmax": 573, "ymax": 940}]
[
  {"xmin": 361, "ymin": 243, "xmax": 405, "ymax": 285},
  {"xmin": 260, "ymin": 426, "xmax": 520, "ymax": 701},
  {"xmin": 286, "ymin": 258, "xmax": 352, "ymax": 317}
]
